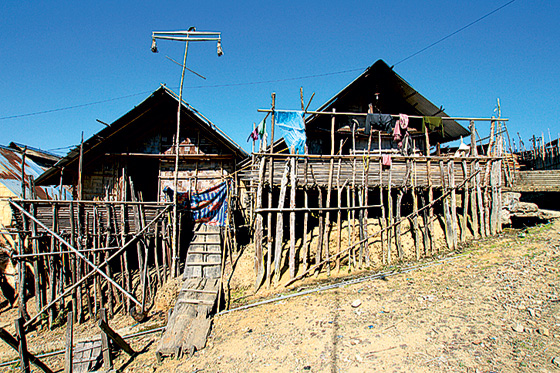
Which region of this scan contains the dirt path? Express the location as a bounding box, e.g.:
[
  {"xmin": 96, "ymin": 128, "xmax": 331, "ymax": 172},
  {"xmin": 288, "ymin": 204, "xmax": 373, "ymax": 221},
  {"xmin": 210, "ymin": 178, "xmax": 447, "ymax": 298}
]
[{"xmin": 1, "ymin": 221, "xmax": 559, "ymax": 372}]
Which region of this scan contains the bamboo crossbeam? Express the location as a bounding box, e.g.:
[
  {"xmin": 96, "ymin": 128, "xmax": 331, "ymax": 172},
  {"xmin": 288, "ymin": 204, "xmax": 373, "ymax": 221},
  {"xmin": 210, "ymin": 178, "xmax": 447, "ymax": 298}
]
[
  {"xmin": 13, "ymin": 247, "xmax": 120, "ymax": 259},
  {"xmin": 254, "ymin": 204, "xmax": 382, "ymax": 213},
  {"xmin": 106, "ymin": 153, "xmax": 234, "ymax": 160},
  {"xmin": 8, "ymin": 199, "xmax": 171, "ymax": 206},
  {"xmin": 257, "ymin": 108, "xmax": 509, "ymax": 122}
]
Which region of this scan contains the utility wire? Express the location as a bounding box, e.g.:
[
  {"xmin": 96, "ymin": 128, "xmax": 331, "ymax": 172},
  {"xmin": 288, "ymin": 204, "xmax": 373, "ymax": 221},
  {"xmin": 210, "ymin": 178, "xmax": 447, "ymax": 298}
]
[
  {"xmin": 393, "ymin": 0, "xmax": 516, "ymax": 66},
  {"xmin": 0, "ymin": 90, "xmax": 153, "ymax": 121},
  {"xmin": 0, "ymin": 1, "xmax": 515, "ymax": 121}
]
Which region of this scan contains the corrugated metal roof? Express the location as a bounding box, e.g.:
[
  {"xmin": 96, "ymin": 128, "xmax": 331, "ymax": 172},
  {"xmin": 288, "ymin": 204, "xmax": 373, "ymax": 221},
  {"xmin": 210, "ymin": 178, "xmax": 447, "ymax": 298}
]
[{"xmin": 0, "ymin": 145, "xmax": 71, "ymax": 199}]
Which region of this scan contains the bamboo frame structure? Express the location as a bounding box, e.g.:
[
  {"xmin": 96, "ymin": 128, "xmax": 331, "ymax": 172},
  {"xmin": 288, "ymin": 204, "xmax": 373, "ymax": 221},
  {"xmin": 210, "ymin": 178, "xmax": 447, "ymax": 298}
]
[{"xmin": 240, "ymin": 105, "xmax": 507, "ymax": 290}]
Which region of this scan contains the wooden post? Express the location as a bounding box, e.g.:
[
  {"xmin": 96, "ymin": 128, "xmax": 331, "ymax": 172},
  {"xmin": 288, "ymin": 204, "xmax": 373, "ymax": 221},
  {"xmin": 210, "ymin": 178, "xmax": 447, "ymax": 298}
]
[
  {"xmin": 378, "ymin": 132, "xmax": 386, "ymax": 264},
  {"xmin": 98, "ymin": 319, "xmax": 135, "ymax": 356},
  {"xmin": 470, "ymin": 160, "xmax": 479, "ymax": 238},
  {"xmin": 387, "ymin": 163, "xmax": 393, "ymax": 264},
  {"xmin": 350, "ymin": 120, "xmax": 357, "ymax": 268},
  {"xmin": 254, "ymin": 157, "xmax": 266, "ymax": 289},
  {"xmin": 336, "ymin": 140, "xmax": 343, "ymax": 272},
  {"xmin": 439, "ymin": 160, "xmax": 453, "ymax": 250},
  {"xmin": 448, "ymin": 160, "xmax": 458, "ymax": 250},
  {"xmin": 411, "ymin": 161, "xmax": 420, "ymax": 260},
  {"xmin": 425, "ymin": 127, "xmax": 434, "ymax": 255},
  {"xmin": 266, "ymin": 93, "xmax": 276, "ymax": 287},
  {"xmin": 273, "ymin": 160, "xmax": 290, "ymax": 286},
  {"xmin": 323, "ymin": 109, "xmax": 336, "ymax": 275},
  {"xmin": 21, "ymin": 146, "xmax": 27, "ymax": 199},
  {"xmin": 302, "ymin": 146, "xmax": 310, "ymax": 271},
  {"xmin": 64, "ymin": 311, "xmax": 73, "ymax": 373},
  {"xmin": 30, "ymin": 203, "xmax": 42, "ymax": 314},
  {"xmin": 316, "ymin": 187, "xmax": 324, "ymax": 270},
  {"xmin": 16, "ymin": 317, "xmax": 30, "ymax": 373},
  {"xmin": 461, "ymin": 160, "xmax": 470, "ymax": 241},
  {"xmin": 475, "ymin": 160, "xmax": 485, "ymax": 237},
  {"xmin": 289, "ymin": 148, "xmax": 297, "ymax": 279},
  {"xmin": 48, "ymin": 204, "xmax": 58, "ymax": 327},
  {"xmin": 100, "ymin": 308, "xmax": 112, "ymax": 370},
  {"xmin": 395, "ymin": 188, "xmax": 404, "ymax": 258}
]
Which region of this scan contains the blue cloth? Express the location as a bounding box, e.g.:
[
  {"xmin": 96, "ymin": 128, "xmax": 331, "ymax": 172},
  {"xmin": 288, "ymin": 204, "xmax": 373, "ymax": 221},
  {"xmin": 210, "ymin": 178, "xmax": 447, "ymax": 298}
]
[
  {"xmin": 274, "ymin": 111, "xmax": 306, "ymax": 154},
  {"xmin": 189, "ymin": 181, "xmax": 229, "ymax": 226},
  {"xmin": 163, "ymin": 181, "xmax": 229, "ymax": 226}
]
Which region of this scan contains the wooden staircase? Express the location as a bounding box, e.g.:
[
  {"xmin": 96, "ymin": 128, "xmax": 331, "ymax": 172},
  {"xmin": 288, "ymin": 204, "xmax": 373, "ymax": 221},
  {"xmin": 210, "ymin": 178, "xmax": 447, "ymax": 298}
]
[{"xmin": 156, "ymin": 224, "xmax": 223, "ymax": 360}]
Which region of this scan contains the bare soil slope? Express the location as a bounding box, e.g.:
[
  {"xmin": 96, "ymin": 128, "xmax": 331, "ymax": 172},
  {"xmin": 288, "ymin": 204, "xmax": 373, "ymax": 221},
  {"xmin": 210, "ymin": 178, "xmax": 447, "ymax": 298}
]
[{"xmin": 1, "ymin": 221, "xmax": 559, "ymax": 372}]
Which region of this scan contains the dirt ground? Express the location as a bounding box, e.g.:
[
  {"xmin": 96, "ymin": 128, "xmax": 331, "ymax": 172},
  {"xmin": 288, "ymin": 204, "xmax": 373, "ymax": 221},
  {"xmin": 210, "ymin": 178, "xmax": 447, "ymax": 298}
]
[{"xmin": 1, "ymin": 219, "xmax": 560, "ymax": 372}]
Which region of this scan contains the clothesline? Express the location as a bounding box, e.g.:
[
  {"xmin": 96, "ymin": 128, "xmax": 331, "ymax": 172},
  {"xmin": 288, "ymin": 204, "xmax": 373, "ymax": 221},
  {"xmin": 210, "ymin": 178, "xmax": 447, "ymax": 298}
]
[{"xmin": 256, "ymin": 109, "xmax": 508, "ymax": 122}]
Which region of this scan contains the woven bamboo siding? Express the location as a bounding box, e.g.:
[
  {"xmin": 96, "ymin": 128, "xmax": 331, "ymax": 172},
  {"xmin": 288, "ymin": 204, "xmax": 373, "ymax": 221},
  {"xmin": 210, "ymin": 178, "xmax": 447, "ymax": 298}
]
[{"xmin": 239, "ymin": 156, "xmax": 495, "ymax": 189}]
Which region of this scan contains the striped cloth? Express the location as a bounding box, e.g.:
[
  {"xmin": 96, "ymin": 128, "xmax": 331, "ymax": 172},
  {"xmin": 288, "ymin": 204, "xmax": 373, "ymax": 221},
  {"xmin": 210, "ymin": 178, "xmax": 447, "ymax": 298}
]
[{"xmin": 189, "ymin": 181, "xmax": 229, "ymax": 226}]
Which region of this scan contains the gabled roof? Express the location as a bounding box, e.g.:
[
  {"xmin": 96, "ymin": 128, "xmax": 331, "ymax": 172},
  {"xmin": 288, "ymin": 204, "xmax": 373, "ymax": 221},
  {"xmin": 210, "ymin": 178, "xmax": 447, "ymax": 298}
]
[
  {"xmin": 307, "ymin": 59, "xmax": 469, "ymax": 142},
  {"xmin": 36, "ymin": 86, "xmax": 248, "ymax": 185},
  {"xmin": 0, "ymin": 145, "xmax": 70, "ymax": 199}
]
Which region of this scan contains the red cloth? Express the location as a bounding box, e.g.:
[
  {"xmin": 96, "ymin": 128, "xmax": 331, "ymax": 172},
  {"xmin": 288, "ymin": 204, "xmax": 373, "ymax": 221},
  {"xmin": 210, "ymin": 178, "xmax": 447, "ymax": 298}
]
[
  {"xmin": 393, "ymin": 114, "xmax": 409, "ymax": 147},
  {"xmin": 382, "ymin": 154, "xmax": 392, "ymax": 167}
]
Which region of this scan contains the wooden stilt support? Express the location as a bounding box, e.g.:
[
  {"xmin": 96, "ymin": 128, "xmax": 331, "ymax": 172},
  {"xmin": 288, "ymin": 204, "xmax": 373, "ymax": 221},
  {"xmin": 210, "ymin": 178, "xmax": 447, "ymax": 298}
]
[
  {"xmin": 289, "ymin": 150, "xmax": 297, "ymax": 279},
  {"xmin": 461, "ymin": 160, "xmax": 470, "ymax": 241},
  {"xmin": 439, "ymin": 160, "xmax": 453, "ymax": 250},
  {"xmin": 302, "ymin": 146, "xmax": 310, "ymax": 271},
  {"xmin": 64, "ymin": 311, "xmax": 73, "ymax": 373},
  {"xmin": 254, "ymin": 157, "xmax": 266, "ymax": 289},
  {"xmin": 448, "ymin": 160, "xmax": 458, "ymax": 250},
  {"xmin": 273, "ymin": 160, "xmax": 290, "ymax": 286}
]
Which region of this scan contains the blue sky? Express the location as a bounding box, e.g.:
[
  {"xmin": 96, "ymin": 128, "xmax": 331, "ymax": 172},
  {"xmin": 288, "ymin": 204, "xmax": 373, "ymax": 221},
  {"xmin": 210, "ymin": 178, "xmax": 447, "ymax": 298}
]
[{"xmin": 1, "ymin": 0, "xmax": 558, "ymax": 154}]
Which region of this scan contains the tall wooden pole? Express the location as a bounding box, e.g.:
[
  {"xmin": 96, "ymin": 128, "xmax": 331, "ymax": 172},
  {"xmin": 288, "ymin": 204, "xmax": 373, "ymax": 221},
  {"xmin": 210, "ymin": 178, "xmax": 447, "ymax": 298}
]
[
  {"xmin": 266, "ymin": 93, "xmax": 275, "ymax": 288},
  {"xmin": 78, "ymin": 133, "xmax": 84, "ymax": 200}
]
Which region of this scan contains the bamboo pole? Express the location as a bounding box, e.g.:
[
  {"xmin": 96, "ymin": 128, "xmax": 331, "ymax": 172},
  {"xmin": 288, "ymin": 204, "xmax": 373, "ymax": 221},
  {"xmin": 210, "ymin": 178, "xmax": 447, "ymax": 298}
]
[
  {"xmin": 254, "ymin": 158, "xmax": 266, "ymax": 289},
  {"xmin": 336, "ymin": 140, "xmax": 343, "ymax": 273},
  {"xmin": 302, "ymin": 146, "xmax": 310, "ymax": 271},
  {"xmin": 266, "ymin": 93, "xmax": 276, "ymax": 288},
  {"xmin": 378, "ymin": 131, "xmax": 386, "ymax": 265},
  {"xmin": 273, "ymin": 160, "xmax": 290, "ymax": 286},
  {"xmin": 461, "ymin": 160, "xmax": 469, "ymax": 242},
  {"xmin": 412, "ymin": 160, "xmax": 420, "ymax": 261},
  {"xmin": 387, "ymin": 162, "xmax": 393, "ymax": 264},
  {"xmin": 448, "ymin": 160, "xmax": 458, "ymax": 250},
  {"xmin": 439, "ymin": 160, "xmax": 452, "ymax": 250},
  {"xmin": 316, "ymin": 187, "xmax": 324, "ymax": 270},
  {"xmin": 323, "ymin": 109, "xmax": 336, "ymax": 275},
  {"xmin": 289, "ymin": 149, "xmax": 297, "ymax": 279}
]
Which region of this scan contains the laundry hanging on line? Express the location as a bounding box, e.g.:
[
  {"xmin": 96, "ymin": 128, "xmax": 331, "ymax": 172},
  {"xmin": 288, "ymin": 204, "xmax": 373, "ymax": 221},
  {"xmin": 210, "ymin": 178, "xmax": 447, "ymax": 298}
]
[
  {"xmin": 365, "ymin": 113, "xmax": 395, "ymax": 134},
  {"xmin": 247, "ymin": 117, "xmax": 267, "ymax": 142},
  {"xmin": 274, "ymin": 110, "xmax": 306, "ymax": 154},
  {"xmin": 163, "ymin": 181, "xmax": 229, "ymax": 227},
  {"xmin": 422, "ymin": 116, "xmax": 444, "ymax": 136}
]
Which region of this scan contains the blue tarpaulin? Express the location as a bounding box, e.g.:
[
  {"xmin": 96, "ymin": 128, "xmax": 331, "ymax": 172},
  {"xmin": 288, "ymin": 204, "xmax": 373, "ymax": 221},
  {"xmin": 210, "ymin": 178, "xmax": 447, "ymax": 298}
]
[{"xmin": 274, "ymin": 111, "xmax": 306, "ymax": 154}]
